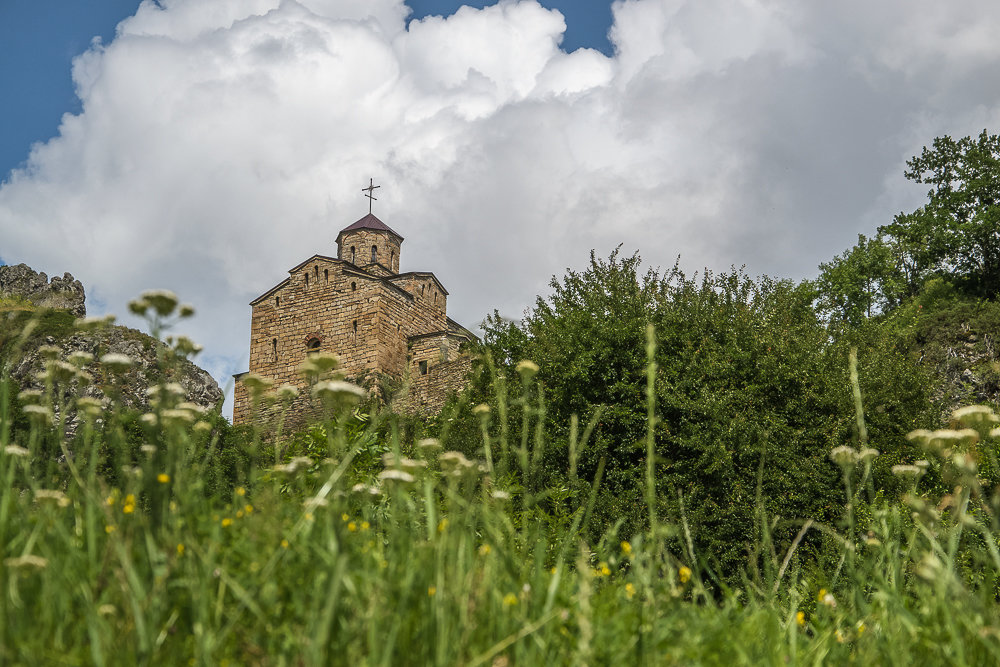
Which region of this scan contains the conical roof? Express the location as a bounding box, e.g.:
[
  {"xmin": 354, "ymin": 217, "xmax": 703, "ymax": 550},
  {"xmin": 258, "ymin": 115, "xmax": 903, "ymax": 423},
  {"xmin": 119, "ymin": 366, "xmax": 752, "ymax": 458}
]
[{"xmin": 336, "ymin": 213, "xmax": 403, "ymax": 242}]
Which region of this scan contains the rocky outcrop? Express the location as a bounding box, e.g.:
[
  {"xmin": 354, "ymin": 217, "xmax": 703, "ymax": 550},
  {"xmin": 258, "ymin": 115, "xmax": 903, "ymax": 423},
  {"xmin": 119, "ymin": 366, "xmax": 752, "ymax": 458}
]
[
  {"xmin": 1, "ymin": 263, "xmax": 222, "ymax": 429},
  {"xmin": 8, "ymin": 324, "xmax": 222, "ymax": 424},
  {"xmin": 0, "ymin": 263, "xmax": 86, "ymax": 317}
]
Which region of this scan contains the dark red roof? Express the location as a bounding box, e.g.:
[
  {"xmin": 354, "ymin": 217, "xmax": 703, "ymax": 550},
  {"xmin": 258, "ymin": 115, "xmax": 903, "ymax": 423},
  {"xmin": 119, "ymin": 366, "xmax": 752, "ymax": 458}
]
[{"xmin": 337, "ymin": 214, "xmax": 403, "ymax": 241}]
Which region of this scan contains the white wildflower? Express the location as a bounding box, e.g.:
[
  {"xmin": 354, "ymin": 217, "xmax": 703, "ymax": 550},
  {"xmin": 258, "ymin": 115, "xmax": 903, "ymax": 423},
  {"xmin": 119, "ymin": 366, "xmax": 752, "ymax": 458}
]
[
  {"xmin": 312, "ymin": 380, "xmax": 366, "ymax": 402},
  {"xmin": 100, "ymin": 353, "xmax": 134, "ymax": 371},
  {"xmin": 378, "ymin": 469, "xmax": 415, "ymax": 484},
  {"xmin": 141, "ymin": 289, "xmax": 179, "ymax": 317},
  {"xmin": 275, "ymin": 384, "xmax": 299, "ymax": 400},
  {"xmin": 34, "ymin": 490, "xmax": 70, "ymax": 507},
  {"xmin": 4, "ymin": 445, "xmax": 30, "ymax": 458},
  {"xmin": 951, "ymin": 405, "xmax": 999, "ymax": 427},
  {"xmin": 829, "ymin": 446, "xmax": 857, "ymax": 467}
]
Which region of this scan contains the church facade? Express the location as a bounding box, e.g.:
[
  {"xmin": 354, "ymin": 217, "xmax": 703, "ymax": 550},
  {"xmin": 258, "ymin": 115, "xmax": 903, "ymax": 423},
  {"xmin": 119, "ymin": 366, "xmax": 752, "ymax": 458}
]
[{"xmin": 232, "ymin": 212, "xmax": 476, "ymax": 426}]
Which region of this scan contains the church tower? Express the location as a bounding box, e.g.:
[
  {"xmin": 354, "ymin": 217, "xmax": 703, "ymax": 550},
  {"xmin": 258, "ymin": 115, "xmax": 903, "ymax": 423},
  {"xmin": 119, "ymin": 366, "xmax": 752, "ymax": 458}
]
[{"xmin": 336, "ymin": 213, "xmax": 403, "ymax": 275}]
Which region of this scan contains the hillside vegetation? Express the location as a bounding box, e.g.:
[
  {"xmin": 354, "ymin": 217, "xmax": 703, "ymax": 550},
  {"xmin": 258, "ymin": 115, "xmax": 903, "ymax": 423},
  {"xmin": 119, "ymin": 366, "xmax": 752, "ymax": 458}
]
[{"xmin": 3, "ymin": 131, "xmax": 1000, "ymax": 663}]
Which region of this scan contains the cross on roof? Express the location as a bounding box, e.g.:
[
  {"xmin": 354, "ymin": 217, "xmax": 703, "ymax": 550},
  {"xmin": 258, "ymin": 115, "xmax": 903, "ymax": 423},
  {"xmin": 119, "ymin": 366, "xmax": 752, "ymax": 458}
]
[{"xmin": 362, "ymin": 178, "xmax": 380, "ymax": 214}]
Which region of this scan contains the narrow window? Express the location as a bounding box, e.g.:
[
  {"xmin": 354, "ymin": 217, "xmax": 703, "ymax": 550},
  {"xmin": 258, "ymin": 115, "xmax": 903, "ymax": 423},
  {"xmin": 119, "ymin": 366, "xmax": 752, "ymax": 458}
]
[
  {"xmin": 275, "ymin": 296, "xmax": 280, "ymax": 307},
  {"xmin": 420, "ymin": 285, "xmax": 425, "ymax": 296},
  {"xmin": 314, "ymin": 265, "xmax": 319, "ymax": 278},
  {"xmin": 307, "ymin": 338, "xmax": 321, "ymax": 354},
  {"xmin": 352, "ymin": 320, "xmax": 358, "ymax": 335},
  {"xmin": 371, "ymin": 245, "xmax": 377, "ymax": 263},
  {"xmin": 272, "ymin": 338, "xmax": 278, "ymax": 362},
  {"xmin": 419, "ymin": 360, "xmax": 428, "ymax": 375},
  {"xmin": 434, "ymin": 292, "xmax": 437, "ymax": 304},
  {"xmin": 324, "ymin": 269, "xmax": 329, "ymax": 283},
  {"xmin": 350, "ymin": 246, "xmax": 356, "ymax": 263},
  {"xmin": 351, "ymin": 282, "xmax": 357, "ymax": 291},
  {"xmin": 390, "ymin": 250, "xmax": 395, "ymax": 267},
  {"xmin": 305, "ymin": 273, "xmax": 309, "ymax": 286}
]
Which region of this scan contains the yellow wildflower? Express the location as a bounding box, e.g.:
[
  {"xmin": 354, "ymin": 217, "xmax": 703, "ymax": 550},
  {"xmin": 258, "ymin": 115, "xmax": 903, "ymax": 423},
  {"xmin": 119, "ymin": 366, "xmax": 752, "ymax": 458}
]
[
  {"xmin": 348, "ymin": 522, "xmax": 357, "ymax": 532},
  {"xmin": 621, "ymin": 541, "xmax": 632, "ymax": 556},
  {"xmin": 236, "ymin": 487, "xmax": 246, "ymax": 497},
  {"xmin": 157, "ymin": 473, "xmax": 170, "ymax": 484},
  {"xmin": 796, "ymin": 611, "xmax": 805, "ymax": 627},
  {"xmin": 245, "ymin": 504, "xmax": 254, "ymax": 514},
  {"xmin": 106, "ymin": 495, "xmax": 116, "ymax": 507},
  {"xmin": 679, "ymin": 566, "xmax": 692, "ymax": 583},
  {"xmin": 122, "ymin": 503, "xmax": 135, "ymax": 514},
  {"xmin": 236, "ymin": 510, "xmax": 244, "ymax": 519},
  {"xmin": 437, "ymin": 518, "xmax": 448, "ymax": 533},
  {"xmin": 598, "ymin": 562, "xmax": 611, "ymax": 577},
  {"xmin": 105, "ymin": 525, "xmax": 115, "ymax": 534},
  {"xmin": 342, "ymin": 513, "xmax": 349, "ymax": 522},
  {"xmin": 177, "ymin": 544, "xmax": 185, "ymax": 556},
  {"xmin": 428, "ymin": 586, "xmax": 437, "ymax": 597},
  {"xmin": 281, "ymin": 539, "xmax": 289, "ymax": 549},
  {"xmin": 478, "ymin": 544, "xmax": 491, "ymax": 556},
  {"xmin": 360, "ymin": 521, "xmax": 369, "ymax": 531},
  {"xmin": 221, "ymin": 518, "xmax": 233, "ymax": 527},
  {"xmin": 625, "ymin": 583, "xmax": 636, "ymax": 600},
  {"xmin": 502, "ymin": 593, "xmax": 518, "ymax": 607}
]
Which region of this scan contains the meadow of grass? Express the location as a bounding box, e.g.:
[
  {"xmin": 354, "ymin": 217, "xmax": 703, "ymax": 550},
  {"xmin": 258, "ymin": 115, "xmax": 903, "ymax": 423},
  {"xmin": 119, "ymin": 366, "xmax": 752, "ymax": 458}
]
[{"xmin": 2, "ymin": 296, "xmax": 1000, "ymax": 665}]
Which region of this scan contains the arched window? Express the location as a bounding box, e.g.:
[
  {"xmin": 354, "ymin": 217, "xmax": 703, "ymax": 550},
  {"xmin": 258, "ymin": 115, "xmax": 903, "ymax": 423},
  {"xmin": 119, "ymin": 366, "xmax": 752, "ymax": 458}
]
[
  {"xmin": 350, "ymin": 246, "xmax": 356, "ymax": 263},
  {"xmin": 272, "ymin": 338, "xmax": 278, "ymax": 362},
  {"xmin": 420, "ymin": 285, "xmax": 425, "ymax": 296},
  {"xmin": 351, "ymin": 282, "xmax": 357, "ymax": 291},
  {"xmin": 314, "ymin": 265, "xmax": 318, "ymax": 278},
  {"xmin": 434, "ymin": 292, "xmax": 437, "ymax": 304},
  {"xmin": 305, "ymin": 273, "xmax": 309, "ymax": 286},
  {"xmin": 352, "ymin": 320, "xmax": 358, "ymax": 333},
  {"xmin": 306, "ymin": 338, "xmax": 321, "ymax": 354},
  {"xmin": 371, "ymin": 245, "xmax": 378, "ymax": 263},
  {"xmin": 275, "ymin": 296, "xmax": 280, "ymax": 307},
  {"xmin": 324, "ymin": 269, "xmax": 329, "ymax": 283},
  {"xmin": 390, "ymin": 250, "xmax": 395, "ymax": 268}
]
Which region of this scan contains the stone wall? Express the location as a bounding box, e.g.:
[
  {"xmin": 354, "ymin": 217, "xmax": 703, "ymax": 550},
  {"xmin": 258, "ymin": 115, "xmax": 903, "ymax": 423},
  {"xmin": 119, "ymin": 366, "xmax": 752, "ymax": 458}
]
[
  {"xmin": 337, "ymin": 230, "xmax": 401, "ymax": 273},
  {"xmin": 394, "ymin": 355, "xmax": 473, "ymax": 415},
  {"xmin": 0, "ymin": 263, "xmax": 86, "ymax": 317}
]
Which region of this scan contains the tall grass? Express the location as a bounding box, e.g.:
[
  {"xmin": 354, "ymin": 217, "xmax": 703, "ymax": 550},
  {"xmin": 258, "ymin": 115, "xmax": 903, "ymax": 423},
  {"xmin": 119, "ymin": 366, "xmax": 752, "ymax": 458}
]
[{"xmin": 1, "ymin": 296, "xmax": 1000, "ymax": 664}]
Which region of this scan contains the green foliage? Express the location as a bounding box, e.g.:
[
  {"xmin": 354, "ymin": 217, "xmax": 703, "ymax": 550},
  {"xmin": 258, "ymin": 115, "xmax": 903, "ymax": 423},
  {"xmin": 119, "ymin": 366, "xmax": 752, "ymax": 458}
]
[
  {"xmin": 3, "ymin": 298, "xmax": 1000, "ymax": 663},
  {"xmin": 817, "ymin": 130, "xmax": 1000, "ymax": 322},
  {"xmin": 474, "ymin": 251, "xmax": 936, "ymax": 575}
]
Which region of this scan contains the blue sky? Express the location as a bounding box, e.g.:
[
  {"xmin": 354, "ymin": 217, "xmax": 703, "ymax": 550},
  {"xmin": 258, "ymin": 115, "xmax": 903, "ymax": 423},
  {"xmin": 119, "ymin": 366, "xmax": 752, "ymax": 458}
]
[{"xmin": 0, "ymin": 0, "xmax": 612, "ymax": 180}]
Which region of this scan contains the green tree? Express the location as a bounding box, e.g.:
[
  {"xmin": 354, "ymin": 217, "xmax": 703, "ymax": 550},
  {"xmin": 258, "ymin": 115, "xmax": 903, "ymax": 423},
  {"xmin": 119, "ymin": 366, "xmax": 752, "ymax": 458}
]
[
  {"xmin": 883, "ymin": 130, "xmax": 1000, "ymax": 296},
  {"xmin": 815, "ymin": 234, "xmax": 902, "ymax": 325},
  {"xmin": 477, "ymin": 251, "xmax": 935, "ymax": 575}
]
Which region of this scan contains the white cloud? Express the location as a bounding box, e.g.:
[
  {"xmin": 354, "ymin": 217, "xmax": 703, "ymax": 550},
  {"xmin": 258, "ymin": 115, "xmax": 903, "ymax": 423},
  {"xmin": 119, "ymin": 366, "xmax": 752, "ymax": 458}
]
[{"xmin": 3, "ymin": 0, "xmax": 1000, "ymax": 416}]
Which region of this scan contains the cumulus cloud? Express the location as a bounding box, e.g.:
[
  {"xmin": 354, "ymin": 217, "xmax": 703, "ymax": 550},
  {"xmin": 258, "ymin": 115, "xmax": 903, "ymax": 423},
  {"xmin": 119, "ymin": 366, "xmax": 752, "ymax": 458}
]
[{"xmin": 3, "ymin": 0, "xmax": 1000, "ymax": 415}]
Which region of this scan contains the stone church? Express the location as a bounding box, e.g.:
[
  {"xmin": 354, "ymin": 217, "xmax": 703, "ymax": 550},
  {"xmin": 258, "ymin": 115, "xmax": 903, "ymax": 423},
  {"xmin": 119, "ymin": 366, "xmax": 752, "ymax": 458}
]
[{"xmin": 232, "ymin": 208, "xmax": 476, "ymax": 426}]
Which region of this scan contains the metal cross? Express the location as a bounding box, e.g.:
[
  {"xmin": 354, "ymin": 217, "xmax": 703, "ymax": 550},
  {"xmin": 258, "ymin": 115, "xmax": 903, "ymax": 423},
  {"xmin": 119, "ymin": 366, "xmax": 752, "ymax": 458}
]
[{"xmin": 362, "ymin": 178, "xmax": 380, "ymax": 214}]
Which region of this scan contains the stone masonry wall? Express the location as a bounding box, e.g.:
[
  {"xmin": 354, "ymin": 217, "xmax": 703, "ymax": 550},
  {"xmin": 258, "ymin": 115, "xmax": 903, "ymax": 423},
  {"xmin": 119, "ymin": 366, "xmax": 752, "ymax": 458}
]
[
  {"xmin": 388, "ymin": 273, "xmax": 447, "ymax": 315},
  {"xmin": 338, "ymin": 230, "xmax": 401, "ymax": 273},
  {"xmin": 394, "ymin": 355, "xmax": 473, "ymax": 415},
  {"xmin": 236, "ymin": 257, "xmax": 380, "ymax": 426}
]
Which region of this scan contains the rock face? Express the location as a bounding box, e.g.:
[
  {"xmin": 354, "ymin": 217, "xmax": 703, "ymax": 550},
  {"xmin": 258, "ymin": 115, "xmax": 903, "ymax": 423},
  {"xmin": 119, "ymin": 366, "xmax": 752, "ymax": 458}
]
[
  {"xmin": 8, "ymin": 325, "xmax": 223, "ymax": 420},
  {"xmin": 1, "ymin": 263, "xmax": 222, "ymax": 425},
  {"xmin": 0, "ymin": 263, "xmax": 86, "ymax": 317}
]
